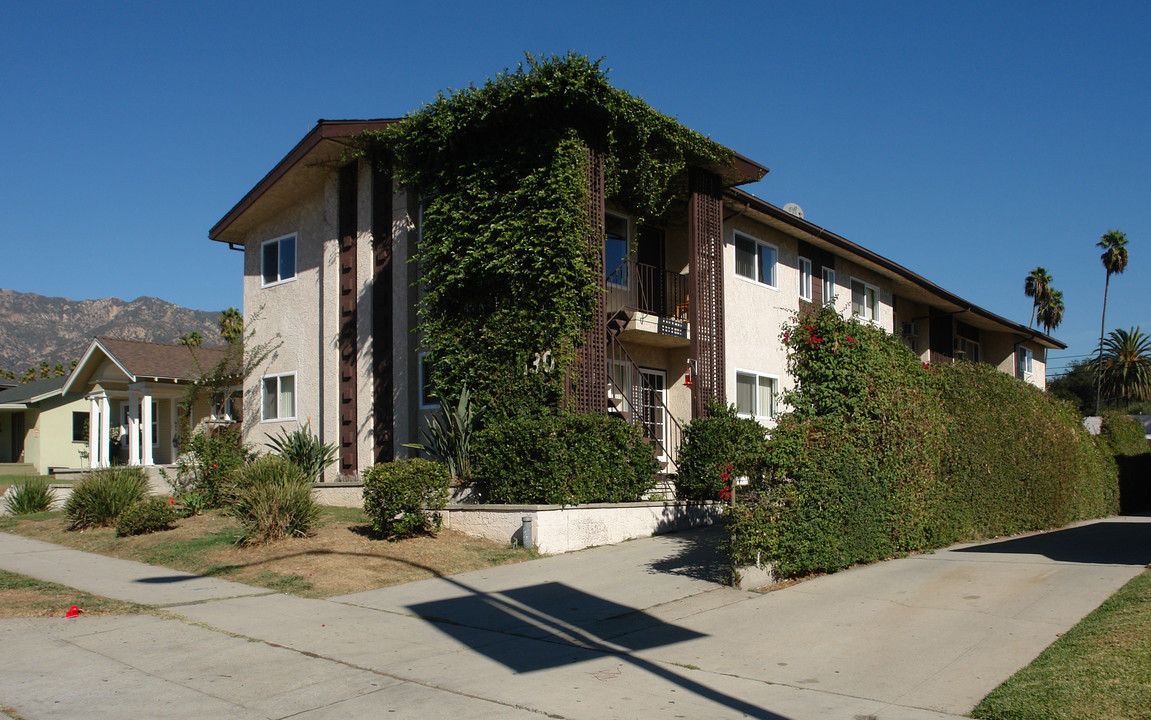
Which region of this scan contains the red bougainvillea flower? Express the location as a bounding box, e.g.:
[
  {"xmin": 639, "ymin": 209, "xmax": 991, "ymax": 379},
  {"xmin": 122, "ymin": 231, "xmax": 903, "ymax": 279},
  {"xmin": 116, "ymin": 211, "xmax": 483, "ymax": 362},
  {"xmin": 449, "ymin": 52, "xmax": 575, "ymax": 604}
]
[
  {"xmin": 168, "ymin": 498, "xmax": 175, "ymax": 505},
  {"xmin": 783, "ymin": 331, "xmax": 790, "ymax": 343},
  {"xmin": 212, "ymin": 463, "xmax": 217, "ymax": 469},
  {"xmin": 804, "ymin": 325, "xmax": 813, "ymax": 331},
  {"xmin": 845, "ymin": 336, "xmax": 855, "ymax": 343},
  {"xmin": 922, "ymin": 362, "xmax": 930, "ymax": 370},
  {"xmin": 719, "ymin": 486, "xmax": 732, "ymax": 501}
]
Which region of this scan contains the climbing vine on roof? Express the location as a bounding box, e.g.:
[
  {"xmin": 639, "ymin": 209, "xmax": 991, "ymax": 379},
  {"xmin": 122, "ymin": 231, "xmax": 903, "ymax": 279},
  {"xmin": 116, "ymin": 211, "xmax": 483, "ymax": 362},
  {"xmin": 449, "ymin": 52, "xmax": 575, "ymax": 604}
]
[{"xmin": 358, "ymin": 53, "xmax": 732, "ymax": 416}]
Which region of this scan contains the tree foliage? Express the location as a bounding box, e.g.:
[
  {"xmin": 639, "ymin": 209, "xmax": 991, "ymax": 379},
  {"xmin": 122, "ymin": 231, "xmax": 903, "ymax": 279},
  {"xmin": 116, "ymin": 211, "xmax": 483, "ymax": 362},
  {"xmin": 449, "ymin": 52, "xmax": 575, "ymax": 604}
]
[
  {"xmin": 356, "ymin": 53, "xmax": 732, "ymax": 416},
  {"xmin": 1092, "ymin": 327, "xmax": 1151, "ymax": 405}
]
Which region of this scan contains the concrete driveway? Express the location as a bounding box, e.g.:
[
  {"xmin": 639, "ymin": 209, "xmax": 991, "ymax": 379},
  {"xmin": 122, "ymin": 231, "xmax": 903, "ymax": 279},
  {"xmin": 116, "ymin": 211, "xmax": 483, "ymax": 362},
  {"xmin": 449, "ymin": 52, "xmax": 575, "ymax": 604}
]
[{"xmin": 1, "ymin": 516, "xmax": 1148, "ymax": 719}]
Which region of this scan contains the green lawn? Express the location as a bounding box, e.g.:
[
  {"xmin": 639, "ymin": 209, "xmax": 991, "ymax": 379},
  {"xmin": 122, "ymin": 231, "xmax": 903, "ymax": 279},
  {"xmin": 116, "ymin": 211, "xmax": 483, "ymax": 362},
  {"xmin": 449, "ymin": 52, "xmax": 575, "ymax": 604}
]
[{"xmin": 972, "ymin": 569, "xmax": 1151, "ymax": 720}]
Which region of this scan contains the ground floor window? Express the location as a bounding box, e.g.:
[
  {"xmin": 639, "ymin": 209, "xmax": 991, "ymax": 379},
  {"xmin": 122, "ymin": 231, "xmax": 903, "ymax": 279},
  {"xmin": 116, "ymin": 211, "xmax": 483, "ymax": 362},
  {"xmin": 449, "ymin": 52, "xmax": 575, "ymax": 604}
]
[
  {"xmin": 735, "ymin": 371, "xmax": 778, "ymax": 421},
  {"xmin": 262, "ymin": 373, "xmax": 296, "ymax": 421},
  {"xmin": 72, "ymin": 411, "xmax": 87, "ymax": 442}
]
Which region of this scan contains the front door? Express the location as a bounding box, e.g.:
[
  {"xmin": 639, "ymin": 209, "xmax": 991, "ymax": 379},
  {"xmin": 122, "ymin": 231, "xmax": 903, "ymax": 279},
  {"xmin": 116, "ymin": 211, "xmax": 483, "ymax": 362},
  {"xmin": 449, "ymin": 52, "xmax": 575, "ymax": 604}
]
[
  {"xmin": 11, "ymin": 412, "xmax": 25, "ymax": 462},
  {"xmin": 637, "ymin": 368, "xmax": 667, "ymax": 461}
]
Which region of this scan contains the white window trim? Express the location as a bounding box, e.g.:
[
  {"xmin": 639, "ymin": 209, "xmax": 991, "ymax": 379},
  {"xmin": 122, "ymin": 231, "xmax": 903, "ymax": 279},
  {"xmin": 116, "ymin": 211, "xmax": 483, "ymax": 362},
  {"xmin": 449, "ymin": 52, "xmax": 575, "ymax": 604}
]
[
  {"xmin": 734, "ymin": 369, "xmax": 780, "ymax": 423},
  {"xmin": 733, "ymin": 231, "xmax": 779, "ymax": 290},
  {"xmin": 822, "ymin": 267, "xmax": 836, "ymax": 305},
  {"xmin": 1018, "ymin": 346, "xmax": 1035, "ymax": 377},
  {"xmin": 418, "ymin": 353, "xmax": 437, "ymax": 409},
  {"xmin": 798, "ymin": 257, "xmax": 813, "ymax": 302},
  {"xmin": 260, "ymin": 233, "xmax": 297, "ymax": 288},
  {"xmin": 850, "ymin": 277, "xmax": 881, "ymax": 324},
  {"xmin": 261, "ymin": 372, "xmax": 297, "ymax": 423}
]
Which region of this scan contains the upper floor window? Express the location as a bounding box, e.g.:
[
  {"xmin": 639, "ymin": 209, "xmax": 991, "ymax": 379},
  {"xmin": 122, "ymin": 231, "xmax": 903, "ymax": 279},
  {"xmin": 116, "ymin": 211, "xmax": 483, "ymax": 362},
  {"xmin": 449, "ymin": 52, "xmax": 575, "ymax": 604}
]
[
  {"xmin": 956, "ymin": 337, "xmax": 981, "ymax": 363},
  {"xmin": 734, "ymin": 232, "xmax": 777, "ymax": 287},
  {"xmin": 850, "ymin": 278, "xmax": 879, "ymax": 322},
  {"xmin": 822, "ymin": 267, "xmax": 836, "ymax": 305},
  {"xmin": 798, "ymin": 257, "xmax": 813, "ymax": 301},
  {"xmin": 262, "ymin": 372, "xmax": 296, "ymax": 421},
  {"xmin": 261, "ymin": 234, "xmax": 297, "ymax": 287},
  {"xmin": 735, "ymin": 371, "xmax": 778, "ymax": 421},
  {"xmin": 605, "ymin": 213, "xmax": 630, "ymax": 288},
  {"xmin": 1017, "ymin": 346, "xmax": 1034, "ymax": 377}
]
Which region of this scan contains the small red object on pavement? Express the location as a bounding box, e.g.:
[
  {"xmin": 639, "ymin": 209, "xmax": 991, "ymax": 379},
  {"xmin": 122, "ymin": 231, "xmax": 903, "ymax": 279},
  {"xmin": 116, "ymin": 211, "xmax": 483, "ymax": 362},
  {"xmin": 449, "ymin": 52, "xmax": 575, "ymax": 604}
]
[{"xmin": 64, "ymin": 605, "xmax": 83, "ymax": 618}]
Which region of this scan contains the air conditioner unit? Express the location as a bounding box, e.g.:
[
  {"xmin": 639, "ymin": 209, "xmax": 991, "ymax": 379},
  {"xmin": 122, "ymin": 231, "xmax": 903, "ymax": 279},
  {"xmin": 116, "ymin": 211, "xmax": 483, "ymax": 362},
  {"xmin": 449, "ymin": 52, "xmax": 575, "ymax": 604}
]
[{"xmin": 901, "ymin": 322, "xmax": 920, "ymax": 338}]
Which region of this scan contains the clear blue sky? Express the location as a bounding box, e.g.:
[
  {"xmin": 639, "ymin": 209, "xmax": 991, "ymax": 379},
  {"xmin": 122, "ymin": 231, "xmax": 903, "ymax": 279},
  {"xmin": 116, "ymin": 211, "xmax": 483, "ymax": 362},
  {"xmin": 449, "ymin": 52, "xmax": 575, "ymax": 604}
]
[{"xmin": 3, "ymin": 1, "xmax": 1148, "ymax": 378}]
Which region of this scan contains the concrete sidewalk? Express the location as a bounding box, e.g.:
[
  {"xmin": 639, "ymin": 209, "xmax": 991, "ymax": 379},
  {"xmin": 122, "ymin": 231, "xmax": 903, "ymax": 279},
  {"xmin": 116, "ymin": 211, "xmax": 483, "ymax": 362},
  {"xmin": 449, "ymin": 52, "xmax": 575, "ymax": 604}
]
[{"xmin": 2, "ymin": 516, "xmax": 1149, "ymax": 719}]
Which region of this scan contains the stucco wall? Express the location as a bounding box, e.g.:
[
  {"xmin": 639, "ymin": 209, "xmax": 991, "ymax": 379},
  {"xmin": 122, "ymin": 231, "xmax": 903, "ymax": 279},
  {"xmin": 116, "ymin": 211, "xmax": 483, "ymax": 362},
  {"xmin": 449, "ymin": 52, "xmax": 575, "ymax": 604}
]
[{"xmin": 241, "ymin": 177, "xmax": 335, "ymax": 467}]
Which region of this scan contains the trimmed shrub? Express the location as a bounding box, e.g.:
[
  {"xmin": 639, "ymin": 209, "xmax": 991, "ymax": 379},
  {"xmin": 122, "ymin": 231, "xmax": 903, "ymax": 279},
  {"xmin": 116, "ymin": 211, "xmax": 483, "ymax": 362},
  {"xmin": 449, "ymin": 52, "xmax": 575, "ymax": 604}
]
[
  {"xmin": 64, "ymin": 466, "xmax": 151, "ymax": 530},
  {"xmin": 676, "ymin": 402, "xmax": 769, "ymax": 501},
  {"xmin": 726, "ymin": 305, "xmax": 1120, "ymax": 580},
  {"xmin": 1101, "ymin": 412, "xmax": 1149, "ymax": 456},
  {"xmin": 265, "ymin": 422, "xmax": 337, "ymax": 482},
  {"xmin": 230, "ymin": 456, "xmax": 320, "ymax": 544},
  {"xmin": 362, "ymin": 458, "xmax": 450, "ymax": 538},
  {"xmin": 115, "ymin": 497, "xmax": 178, "ymax": 536},
  {"xmin": 4, "ymin": 477, "xmax": 55, "ymax": 515},
  {"xmin": 472, "ymin": 411, "xmax": 657, "ymax": 505}
]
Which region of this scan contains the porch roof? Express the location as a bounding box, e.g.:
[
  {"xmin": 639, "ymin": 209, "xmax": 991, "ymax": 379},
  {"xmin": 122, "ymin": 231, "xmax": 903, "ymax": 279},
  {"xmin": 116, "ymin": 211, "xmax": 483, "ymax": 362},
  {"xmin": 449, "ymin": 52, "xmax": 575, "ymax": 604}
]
[
  {"xmin": 63, "ymin": 338, "xmax": 232, "ymax": 395},
  {"xmin": 0, "ymin": 376, "xmax": 66, "ymax": 408}
]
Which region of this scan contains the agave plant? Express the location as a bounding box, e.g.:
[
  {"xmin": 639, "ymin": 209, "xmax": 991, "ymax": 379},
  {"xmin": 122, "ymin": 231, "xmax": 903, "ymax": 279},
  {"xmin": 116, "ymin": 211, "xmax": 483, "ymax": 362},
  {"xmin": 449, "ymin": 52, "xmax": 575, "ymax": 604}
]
[
  {"xmin": 265, "ymin": 421, "xmax": 338, "ymax": 482},
  {"xmin": 403, "ymin": 384, "xmax": 481, "ymax": 479}
]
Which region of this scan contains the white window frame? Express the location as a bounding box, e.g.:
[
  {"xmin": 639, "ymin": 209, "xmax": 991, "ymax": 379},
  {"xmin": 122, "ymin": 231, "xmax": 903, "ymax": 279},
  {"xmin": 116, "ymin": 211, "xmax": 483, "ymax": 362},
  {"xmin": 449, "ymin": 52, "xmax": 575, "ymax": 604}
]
[
  {"xmin": 1017, "ymin": 346, "xmax": 1034, "ymax": 377},
  {"xmin": 261, "ymin": 372, "xmax": 297, "ymax": 422},
  {"xmin": 608, "ymin": 359, "xmax": 633, "ymax": 413},
  {"xmin": 822, "ymin": 267, "xmax": 836, "ymax": 305},
  {"xmin": 261, "ymin": 233, "xmax": 297, "ymax": 288},
  {"xmin": 798, "ymin": 257, "xmax": 813, "ymax": 301},
  {"xmin": 850, "ymin": 278, "xmax": 880, "ymax": 323},
  {"xmin": 734, "ymin": 370, "xmax": 779, "ymax": 423},
  {"xmin": 733, "ymin": 231, "xmax": 778, "ymax": 289}
]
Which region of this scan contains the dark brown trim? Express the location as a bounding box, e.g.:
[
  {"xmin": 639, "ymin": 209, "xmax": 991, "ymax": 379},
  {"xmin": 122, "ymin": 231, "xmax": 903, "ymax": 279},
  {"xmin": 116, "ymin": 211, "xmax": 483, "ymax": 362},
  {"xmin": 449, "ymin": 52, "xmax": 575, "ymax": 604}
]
[
  {"xmin": 338, "ymin": 162, "xmax": 359, "ymax": 473},
  {"xmin": 371, "ymin": 163, "xmax": 394, "ymax": 463},
  {"xmin": 210, "ymin": 119, "xmax": 398, "ymax": 243},
  {"xmin": 688, "ymin": 168, "xmax": 725, "ymax": 418}
]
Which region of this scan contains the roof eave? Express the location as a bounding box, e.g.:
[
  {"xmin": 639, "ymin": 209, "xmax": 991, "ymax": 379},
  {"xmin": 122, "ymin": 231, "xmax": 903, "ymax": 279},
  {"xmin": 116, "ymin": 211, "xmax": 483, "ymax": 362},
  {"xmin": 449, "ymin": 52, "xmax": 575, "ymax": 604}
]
[
  {"xmin": 209, "ymin": 119, "xmax": 398, "ymax": 245},
  {"xmin": 726, "ymin": 188, "xmax": 1067, "ymax": 351}
]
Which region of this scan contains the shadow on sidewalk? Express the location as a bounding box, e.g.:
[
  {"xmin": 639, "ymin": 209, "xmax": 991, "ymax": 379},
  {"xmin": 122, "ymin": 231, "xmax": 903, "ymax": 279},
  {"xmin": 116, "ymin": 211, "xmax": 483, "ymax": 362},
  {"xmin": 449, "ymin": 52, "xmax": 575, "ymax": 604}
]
[
  {"xmin": 953, "ymin": 519, "xmax": 1151, "ymax": 566},
  {"xmin": 644, "ymin": 526, "xmax": 728, "ymax": 583},
  {"xmin": 406, "ymin": 567, "xmax": 788, "ymax": 719}
]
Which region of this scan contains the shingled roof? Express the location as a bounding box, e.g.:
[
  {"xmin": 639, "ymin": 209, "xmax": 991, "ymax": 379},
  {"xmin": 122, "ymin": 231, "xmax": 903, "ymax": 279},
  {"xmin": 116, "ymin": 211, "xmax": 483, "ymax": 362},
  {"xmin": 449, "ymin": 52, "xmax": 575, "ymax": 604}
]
[{"xmin": 93, "ymin": 337, "xmax": 231, "ymax": 381}]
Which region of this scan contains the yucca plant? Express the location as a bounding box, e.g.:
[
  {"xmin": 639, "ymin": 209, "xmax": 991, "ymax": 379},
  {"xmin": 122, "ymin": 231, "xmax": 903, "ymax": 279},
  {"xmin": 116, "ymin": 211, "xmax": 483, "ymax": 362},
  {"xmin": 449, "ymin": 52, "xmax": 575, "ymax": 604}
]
[
  {"xmin": 4, "ymin": 477, "xmax": 55, "ymax": 515},
  {"xmin": 265, "ymin": 421, "xmax": 337, "ymax": 482},
  {"xmin": 64, "ymin": 466, "xmax": 151, "ymax": 530},
  {"xmin": 230, "ymin": 456, "xmax": 320, "ymax": 544},
  {"xmin": 403, "ymin": 384, "xmax": 481, "ymax": 479}
]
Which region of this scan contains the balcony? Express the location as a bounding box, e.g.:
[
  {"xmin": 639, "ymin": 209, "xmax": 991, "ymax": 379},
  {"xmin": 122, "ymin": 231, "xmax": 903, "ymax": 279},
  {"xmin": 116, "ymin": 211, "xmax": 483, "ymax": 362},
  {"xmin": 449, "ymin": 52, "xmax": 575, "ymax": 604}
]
[{"xmin": 606, "ymin": 261, "xmax": 690, "ymax": 347}]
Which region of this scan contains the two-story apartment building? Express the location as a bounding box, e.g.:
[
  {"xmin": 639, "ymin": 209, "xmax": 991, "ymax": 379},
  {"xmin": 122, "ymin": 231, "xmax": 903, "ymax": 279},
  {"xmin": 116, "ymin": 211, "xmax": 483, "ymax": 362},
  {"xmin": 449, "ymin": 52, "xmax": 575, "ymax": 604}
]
[{"xmin": 210, "ymin": 119, "xmax": 1063, "ymax": 480}]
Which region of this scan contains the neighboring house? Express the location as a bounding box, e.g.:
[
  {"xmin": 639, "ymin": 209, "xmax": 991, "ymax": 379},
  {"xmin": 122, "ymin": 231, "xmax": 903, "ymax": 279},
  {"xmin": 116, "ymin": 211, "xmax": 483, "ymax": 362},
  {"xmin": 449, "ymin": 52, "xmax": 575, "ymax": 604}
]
[
  {"xmin": 0, "ymin": 377, "xmax": 88, "ymax": 475},
  {"xmin": 62, "ymin": 337, "xmax": 235, "ymax": 469},
  {"xmin": 209, "ymin": 119, "xmax": 1064, "ymax": 480}
]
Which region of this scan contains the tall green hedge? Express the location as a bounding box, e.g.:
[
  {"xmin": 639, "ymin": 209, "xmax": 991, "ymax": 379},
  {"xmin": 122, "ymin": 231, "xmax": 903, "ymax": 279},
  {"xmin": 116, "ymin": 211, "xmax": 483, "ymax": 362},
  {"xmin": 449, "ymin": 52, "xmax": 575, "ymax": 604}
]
[
  {"xmin": 472, "ymin": 411, "xmax": 657, "ymax": 505},
  {"xmin": 726, "ymin": 306, "xmax": 1119, "ymax": 578}
]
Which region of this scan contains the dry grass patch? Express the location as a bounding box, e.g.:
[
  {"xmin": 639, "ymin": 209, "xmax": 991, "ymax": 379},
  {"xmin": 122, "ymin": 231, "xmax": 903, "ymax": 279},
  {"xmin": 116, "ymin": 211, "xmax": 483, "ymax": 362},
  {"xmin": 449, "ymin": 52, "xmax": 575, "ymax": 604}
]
[
  {"xmin": 0, "ymin": 569, "xmax": 150, "ymax": 618},
  {"xmin": 0, "ymin": 507, "xmax": 538, "ymax": 598}
]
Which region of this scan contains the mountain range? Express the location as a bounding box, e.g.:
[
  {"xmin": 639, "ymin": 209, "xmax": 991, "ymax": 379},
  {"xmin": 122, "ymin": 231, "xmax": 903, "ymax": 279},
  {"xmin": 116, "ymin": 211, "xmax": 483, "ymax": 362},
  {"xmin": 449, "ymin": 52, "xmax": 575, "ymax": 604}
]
[{"xmin": 0, "ymin": 289, "xmax": 223, "ymax": 375}]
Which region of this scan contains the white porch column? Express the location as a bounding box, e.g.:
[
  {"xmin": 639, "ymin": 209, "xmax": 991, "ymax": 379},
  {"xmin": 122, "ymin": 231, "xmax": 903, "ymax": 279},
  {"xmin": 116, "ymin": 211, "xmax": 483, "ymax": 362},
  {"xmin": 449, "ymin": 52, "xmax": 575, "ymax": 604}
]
[
  {"xmin": 88, "ymin": 395, "xmax": 100, "ymax": 470},
  {"xmin": 141, "ymin": 390, "xmax": 154, "ymax": 466},
  {"xmin": 99, "ymin": 395, "xmax": 111, "ymax": 469},
  {"xmin": 171, "ymin": 400, "xmax": 179, "ymax": 459},
  {"xmin": 128, "ymin": 389, "xmax": 141, "ymax": 466}
]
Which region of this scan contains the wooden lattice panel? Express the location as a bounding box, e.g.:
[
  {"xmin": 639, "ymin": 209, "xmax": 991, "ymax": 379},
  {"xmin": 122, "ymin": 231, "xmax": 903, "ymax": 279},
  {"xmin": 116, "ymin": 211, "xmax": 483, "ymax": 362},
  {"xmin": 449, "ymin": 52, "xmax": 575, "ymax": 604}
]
[
  {"xmin": 570, "ymin": 147, "xmax": 608, "ymax": 413},
  {"xmin": 688, "ymin": 168, "xmax": 725, "ymax": 418},
  {"xmin": 371, "ymin": 164, "xmax": 394, "ymax": 463},
  {"xmin": 338, "ymin": 163, "xmax": 358, "ymax": 472}
]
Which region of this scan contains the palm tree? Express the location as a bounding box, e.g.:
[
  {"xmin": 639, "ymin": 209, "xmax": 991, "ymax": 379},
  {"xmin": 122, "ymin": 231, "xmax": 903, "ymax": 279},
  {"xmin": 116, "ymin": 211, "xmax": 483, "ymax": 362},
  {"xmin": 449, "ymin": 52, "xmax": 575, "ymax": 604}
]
[
  {"xmin": 1095, "ymin": 230, "xmax": 1130, "ymax": 413},
  {"xmin": 1039, "ymin": 288, "xmax": 1064, "ymax": 334},
  {"xmin": 1091, "ymin": 327, "xmax": 1151, "ymax": 406},
  {"xmin": 1024, "ymin": 267, "xmax": 1052, "ymax": 328}
]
